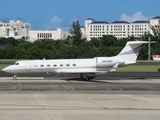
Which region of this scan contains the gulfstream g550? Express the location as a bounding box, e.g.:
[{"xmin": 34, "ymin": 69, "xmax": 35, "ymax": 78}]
[{"xmin": 2, "ymin": 41, "xmax": 151, "ymax": 80}]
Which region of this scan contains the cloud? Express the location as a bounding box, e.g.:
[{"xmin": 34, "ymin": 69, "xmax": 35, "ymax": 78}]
[
  {"xmin": 44, "ymin": 16, "xmax": 62, "ymax": 30},
  {"xmin": 119, "ymin": 12, "xmax": 148, "ymax": 22}
]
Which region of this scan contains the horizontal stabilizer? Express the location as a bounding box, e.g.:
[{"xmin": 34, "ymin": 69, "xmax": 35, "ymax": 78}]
[{"xmin": 110, "ymin": 62, "xmax": 119, "ymax": 72}]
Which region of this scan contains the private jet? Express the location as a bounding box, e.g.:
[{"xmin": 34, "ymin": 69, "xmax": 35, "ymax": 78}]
[{"xmin": 2, "ymin": 41, "xmax": 152, "ymax": 80}]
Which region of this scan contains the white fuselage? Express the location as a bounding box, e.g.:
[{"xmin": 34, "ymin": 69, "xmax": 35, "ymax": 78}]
[{"xmin": 2, "ymin": 57, "xmax": 124, "ymax": 74}]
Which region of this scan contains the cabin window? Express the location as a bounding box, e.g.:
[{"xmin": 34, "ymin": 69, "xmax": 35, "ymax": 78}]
[
  {"xmin": 47, "ymin": 64, "xmax": 50, "ymax": 67},
  {"xmin": 53, "ymin": 64, "xmax": 57, "ymax": 67},
  {"xmin": 40, "ymin": 65, "xmax": 44, "ymax": 67},
  {"xmin": 73, "ymin": 63, "xmax": 76, "ymax": 66},
  {"xmin": 66, "ymin": 64, "xmax": 70, "ymax": 66},
  {"xmin": 60, "ymin": 64, "xmax": 63, "ymax": 67}
]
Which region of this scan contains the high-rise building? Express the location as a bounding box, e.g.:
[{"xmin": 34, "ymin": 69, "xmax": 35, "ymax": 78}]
[
  {"xmin": 81, "ymin": 16, "xmax": 160, "ymax": 40},
  {"xmin": 0, "ymin": 20, "xmax": 31, "ymax": 39}
]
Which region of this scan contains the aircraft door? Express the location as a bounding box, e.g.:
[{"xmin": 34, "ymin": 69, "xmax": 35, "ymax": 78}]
[{"xmin": 25, "ymin": 62, "xmax": 31, "ymax": 72}]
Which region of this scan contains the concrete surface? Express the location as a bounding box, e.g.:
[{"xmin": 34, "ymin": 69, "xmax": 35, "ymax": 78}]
[{"xmin": 0, "ymin": 77, "xmax": 160, "ymax": 120}]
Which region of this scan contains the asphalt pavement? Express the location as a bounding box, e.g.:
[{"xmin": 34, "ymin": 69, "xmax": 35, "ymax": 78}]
[
  {"xmin": 1, "ymin": 71, "xmax": 160, "ymax": 79},
  {"xmin": 0, "ymin": 77, "xmax": 160, "ymax": 120}
]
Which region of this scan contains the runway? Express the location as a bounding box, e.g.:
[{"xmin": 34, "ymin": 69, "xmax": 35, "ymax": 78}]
[
  {"xmin": 1, "ymin": 71, "xmax": 160, "ymax": 79},
  {"xmin": 0, "ymin": 75, "xmax": 160, "ymax": 120},
  {"xmin": 0, "ymin": 77, "xmax": 160, "ymax": 93}
]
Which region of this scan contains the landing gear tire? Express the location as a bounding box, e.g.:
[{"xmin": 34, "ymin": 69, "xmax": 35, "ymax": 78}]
[
  {"xmin": 80, "ymin": 73, "xmax": 90, "ymax": 80},
  {"xmin": 13, "ymin": 74, "xmax": 17, "ymax": 80}
]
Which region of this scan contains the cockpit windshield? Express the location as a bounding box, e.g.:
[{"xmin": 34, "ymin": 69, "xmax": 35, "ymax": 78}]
[{"xmin": 12, "ymin": 62, "xmax": 19, "ymax": 65}]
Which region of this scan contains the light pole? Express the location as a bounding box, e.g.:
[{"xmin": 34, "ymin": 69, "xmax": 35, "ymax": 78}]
[{"xmin": 148, "ymin": 37, "xmax": 151, "ymax": 60}]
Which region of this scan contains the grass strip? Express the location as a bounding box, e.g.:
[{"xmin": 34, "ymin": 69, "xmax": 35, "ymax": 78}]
[
  {"xmin": 0, "ymin": 64, "xmax": 10, "ymax": 71},
  {"xmin": 117, "ymin": 65, "xmax": 160, "ymax": 72}
]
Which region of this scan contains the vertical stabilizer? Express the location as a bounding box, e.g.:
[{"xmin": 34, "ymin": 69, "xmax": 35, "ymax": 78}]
[{"xmin": 117, "ymin": 41, "xmax": 149, "ymax": 64}]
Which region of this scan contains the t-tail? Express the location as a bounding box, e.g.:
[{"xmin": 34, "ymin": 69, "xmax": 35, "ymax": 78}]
[{"xmin": 115, "ymin": 41, "xmax": 150, "ymax": 65}]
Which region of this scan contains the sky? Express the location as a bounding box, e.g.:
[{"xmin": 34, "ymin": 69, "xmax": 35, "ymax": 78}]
[{"xmin": 0, "ymin": 0, "xmax": 160, "ymax": 31}]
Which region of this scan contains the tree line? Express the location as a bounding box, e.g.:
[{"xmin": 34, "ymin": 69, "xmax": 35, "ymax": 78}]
[
  {"xmin": 0, "ymin": 35, "xmax": 158, "ymax": 60},
  {"xmin": 0, "ymin": 20, "xmax": 160, "ymax": 60}
]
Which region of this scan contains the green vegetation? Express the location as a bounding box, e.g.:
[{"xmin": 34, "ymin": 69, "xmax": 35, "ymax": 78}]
[
  {"xmin": 0, "ymin": 64, "xmax": 10, "ymax": 71},
  {"xmin": 0, "ymin": 36, "xmax": 156, "ymax": 60},
  {"xmin": 117, "ymin": 65, "xmax": 160, "ymax": 72},
  {"xmin": 69, "ymin": 20, "xmax": 82, "ymax": 46},
  {"xmin": 137, "ymin": 60, "xmax": 160, "ymax": 62},
  {"xmin": 0, "ymin": 59, "xmax": 18, "ymax": 62}
]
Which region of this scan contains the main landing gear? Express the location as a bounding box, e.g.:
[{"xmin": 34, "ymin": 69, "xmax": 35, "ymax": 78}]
[
  {"xmin": 80, "ymin": 73, "xmax": 89, "ymax": 80},
  {"xmin": 80, "ymin": 73, "xmax": 96, "ymax": 80}
]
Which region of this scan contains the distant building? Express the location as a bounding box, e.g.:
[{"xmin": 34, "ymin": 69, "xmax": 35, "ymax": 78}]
[
  {"xmin": 0, "ymin": 20, "xmax": 31, "ymax": 39},
  {"xmin": 1, "ymin": 16, "xmax": 160, "ymax": 41},
  {"xmin": 149, "ymin": 16, "xmax": 160, "ymax": 35},
  {"xmin": 81, "ymin": 16, "xmax": 160, "ymax": 40},
  {"xmin": 29, "ymin": 28, "xmax": 69, "ymax": 42}
]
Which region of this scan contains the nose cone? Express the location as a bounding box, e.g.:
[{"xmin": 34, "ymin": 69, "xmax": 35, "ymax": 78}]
[{"xmin": 2, "ymin": 67, "xmax": 10, "ymax": 72}]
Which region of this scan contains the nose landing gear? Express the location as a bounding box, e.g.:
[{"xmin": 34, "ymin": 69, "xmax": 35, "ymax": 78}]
[{"xmin": 13, "ymin": 74, "xmax": 17, "ymax": 80}]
